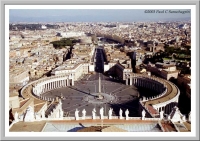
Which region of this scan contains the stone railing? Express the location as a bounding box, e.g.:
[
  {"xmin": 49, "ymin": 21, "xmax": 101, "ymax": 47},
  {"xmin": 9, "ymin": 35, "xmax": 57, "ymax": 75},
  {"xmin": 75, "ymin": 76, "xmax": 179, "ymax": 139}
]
[{"xmin": 43, "ymin": 116, "xmax": 158, "ymax": 121}]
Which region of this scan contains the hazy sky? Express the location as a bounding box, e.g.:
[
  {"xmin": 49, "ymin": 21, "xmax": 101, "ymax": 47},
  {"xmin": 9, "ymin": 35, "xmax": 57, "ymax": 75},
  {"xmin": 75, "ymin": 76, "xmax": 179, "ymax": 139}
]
[{"xmin": 9, "ymin": 9, "xmax": 191, "ymax": 22}]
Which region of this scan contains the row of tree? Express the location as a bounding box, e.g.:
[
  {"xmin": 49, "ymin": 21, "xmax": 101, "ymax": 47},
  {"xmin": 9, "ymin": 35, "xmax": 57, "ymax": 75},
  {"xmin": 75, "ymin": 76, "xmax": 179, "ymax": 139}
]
[{"xmin": 50, "ymin": 38, "xmax": 80, "ymax": 49}]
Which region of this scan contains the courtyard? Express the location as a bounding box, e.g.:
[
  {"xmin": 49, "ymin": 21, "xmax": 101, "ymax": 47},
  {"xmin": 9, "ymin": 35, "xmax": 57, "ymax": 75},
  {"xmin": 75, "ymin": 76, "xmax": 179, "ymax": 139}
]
[{"xmin": 43, "ymin": 73, "xmax": 140, "ymax": 117}]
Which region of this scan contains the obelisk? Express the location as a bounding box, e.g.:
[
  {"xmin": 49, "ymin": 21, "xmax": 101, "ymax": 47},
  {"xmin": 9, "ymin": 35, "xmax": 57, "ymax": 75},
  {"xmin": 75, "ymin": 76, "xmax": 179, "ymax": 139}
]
[{"xmin": 99, "ymin": 73, "xmax": 101, "ymax": 93}]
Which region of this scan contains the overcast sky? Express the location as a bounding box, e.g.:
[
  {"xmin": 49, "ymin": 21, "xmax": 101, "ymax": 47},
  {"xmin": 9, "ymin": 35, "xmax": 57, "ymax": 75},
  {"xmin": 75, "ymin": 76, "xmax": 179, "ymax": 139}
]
[{"xmin": 9, "ymin": 9, "xmax": 191, "ymax": 23}]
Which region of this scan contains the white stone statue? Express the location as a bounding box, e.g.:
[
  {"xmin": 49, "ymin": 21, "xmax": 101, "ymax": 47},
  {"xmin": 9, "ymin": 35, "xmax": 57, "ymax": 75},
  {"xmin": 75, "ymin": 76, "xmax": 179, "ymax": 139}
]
[
  {"xmin": 182, "ymin": 115, "xmax": 186, "ymax": 122},
  {"xmin": 82, "ymin": 109, "xmax": 86, "ymax": 120},
  {"xmin": 41, "ymin": 109, "xmax": 45, "ymax": 119},
  {"xmin": 59, "ymin": 99, "xmax": 62, "ymax": 104},
  {"xmin": 35, "ymin": 113, "xmax": 41, "ymax": 120},
  {"xmin": 19, "ymin": 114, "xmax": 24, "ymax": 121},
  {"xmin": 188, "ymin": 111, "xmax": 191, "ymax": 122},
  {"xmin": 142, "ymin": 109, "xmax": 146, "ymax": 120},
  {"xmin": 160, "ymin": 111, "xmax": 164, "ymax": 119},
  {"xmin": 92, "ymin": 108, "xmax": 96, "ymax": 119},
  {"xmin": 108, "ymin": 108, "xmax": 113, "ymax": 119},
  {"xmin": 75, "ymin": 109, "xmax": 79, "ymax": 120},
  {"xmin": 24, "ymin": 106, "xmax": 34, "ymax": 122},
  {"xmin": 167, "ymin": 115, "xmax": 171, "ymax": 120},
  {"xmin": 125, "ymin": 109, "xmax": 129, "ymax": 120},
  {"xmin": 100, "ymin": 107, "xmax": 104, "ymax": 119},
  {"xmin": 59, "ymin": 109, "xmax": 63, "ymax": 118},
  {"xmin": 14, "ymin": 112, "xmax": 19, "ymax": 122},
  {"xmin": 119, "ymin": 108, "xmax": 123, "ymax": 119},
  {"xmin": 169, "ymin": 106, "xmax": 182, "ymax": 122}
]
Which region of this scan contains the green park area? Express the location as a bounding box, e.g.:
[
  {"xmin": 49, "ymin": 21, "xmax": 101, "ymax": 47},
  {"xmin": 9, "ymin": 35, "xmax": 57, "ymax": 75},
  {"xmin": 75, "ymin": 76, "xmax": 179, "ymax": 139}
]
[
  {"xmin": 164, "ymin": 46, "xmax": 191, "ymax": 61},
  {"xmin": 50, "ymin": 38, "xmax": 79, "ymax": 49}
]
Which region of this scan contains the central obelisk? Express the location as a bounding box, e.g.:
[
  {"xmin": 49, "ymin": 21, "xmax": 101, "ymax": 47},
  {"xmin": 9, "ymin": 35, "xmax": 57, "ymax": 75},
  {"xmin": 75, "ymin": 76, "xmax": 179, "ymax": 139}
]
[
  {"xmin": 99, "ymin": 73, "xmax": 101, "ymax": 93},
  {"xmin": 97, "ymin": 73, "xmax": 103, "ymax": 100}
]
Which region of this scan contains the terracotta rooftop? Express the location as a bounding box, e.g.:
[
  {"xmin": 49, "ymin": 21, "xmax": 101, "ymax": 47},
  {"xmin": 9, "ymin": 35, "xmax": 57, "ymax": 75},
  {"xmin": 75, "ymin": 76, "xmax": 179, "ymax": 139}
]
[
  {"xmin": 34, "ymin": 102, "xmax": 46, "ymax": 113},
  {"xmin": 160, "ymin": 120, "xmax": 177, "ymax": 132},
  {"xmin": 145, "ymin": 105, "xmax": 159, "ymax": 115},
  {"xmin": 19, "ymin": 98, "xmax": 30, "ymax": 108}
]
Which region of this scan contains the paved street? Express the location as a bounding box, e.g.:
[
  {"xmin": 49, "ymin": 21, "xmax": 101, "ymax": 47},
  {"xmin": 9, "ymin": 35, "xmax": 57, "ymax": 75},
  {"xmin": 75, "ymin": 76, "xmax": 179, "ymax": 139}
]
[{"xmin": 94, "ymin": 47, "xmax": 105, "ymax": 73}]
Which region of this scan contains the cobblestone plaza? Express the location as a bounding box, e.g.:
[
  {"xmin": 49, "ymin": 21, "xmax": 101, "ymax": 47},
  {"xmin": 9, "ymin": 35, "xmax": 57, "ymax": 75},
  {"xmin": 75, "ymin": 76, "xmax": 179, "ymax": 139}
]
[{"xmin": 43, "ymin": 73, "xmax": 140, "ymax": 117}]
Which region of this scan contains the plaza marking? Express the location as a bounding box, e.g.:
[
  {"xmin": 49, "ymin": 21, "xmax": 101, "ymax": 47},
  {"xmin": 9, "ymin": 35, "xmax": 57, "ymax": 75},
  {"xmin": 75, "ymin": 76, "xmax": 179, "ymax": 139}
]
[
  {"xmin": 113, "ymin": 87, "xmax": 132, "ymax": 95},
  {"xmin": 109, "ymin": 85, "xmax": 126, "ymax": 95}
]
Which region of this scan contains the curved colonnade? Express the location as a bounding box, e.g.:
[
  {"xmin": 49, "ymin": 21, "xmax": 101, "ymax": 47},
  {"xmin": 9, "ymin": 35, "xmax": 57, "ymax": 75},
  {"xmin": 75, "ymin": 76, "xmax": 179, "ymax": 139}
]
[
  {"xmin": 128, "ymin": 74, "xmax": 180, "ymax": 116},
  {"xmin": 21, "ymin": 74, "xmax": 74, "ymax": 102},
  {"xmin": 21, "ymin": 73, "xmax": 180, "ymax": 118}
]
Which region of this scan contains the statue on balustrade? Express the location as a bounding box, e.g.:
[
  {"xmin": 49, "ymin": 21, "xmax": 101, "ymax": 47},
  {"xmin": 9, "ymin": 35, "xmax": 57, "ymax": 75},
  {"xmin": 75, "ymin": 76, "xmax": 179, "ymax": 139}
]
[
  {"xmin": 100, "ymin": 107, "xmax": 104, "ymax": 119},
  {"xmin": 75, "ymin": 109, "xmax": 79, "ymax": 120},
  {"xmin": 119, "ymin": 108, "xmax": 123, "ymax": 119},
  {"xmin": 108, "ymin": 108, "xmax": 113, "ymax": 119},
  {"xmin": 142, "ymin": 109, "xmax": 146, "ymax": 120},
  {"xmin": 82, "ymin": 109, "xmax": 86, "ymax": 120},
  {"xmin": 125, "ymin": 109, "xmax": 129, "ymax": 120},
  {"xmin": 92, "ymin": 108, "xmax": 96, "ymax": 119}
]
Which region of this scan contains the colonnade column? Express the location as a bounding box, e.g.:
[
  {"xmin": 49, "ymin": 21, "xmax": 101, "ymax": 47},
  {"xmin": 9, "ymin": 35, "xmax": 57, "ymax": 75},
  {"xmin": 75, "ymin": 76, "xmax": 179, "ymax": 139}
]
[
  {"xmin": 45, "ymin": 84, "xmax": 47, "ymax": 91},
  {"xmin": 45, "ymin": 83, "xmax": 47, "ymax": 91},
  {"xmin": 44, "ymin": 84, "xmax": 46, "ymax": 92},
  {"xmin": 67, "ymin": 79, "xmax": 69, "ymax": 86},
  {"xmin": 41, "ymin": 85, "xmax": 44, "ymax": 93},
  {"xmin": 126, "ymin": 79, "xmax": 128, "ymax": 85},
  {"xmin": 39, "ymin": 86, "xmax": 41, "ymax": 94},
  {"xmin": 64, "ymin": 79, "xmax": 66, "ymax": 87},
  {"xmin": 41, "ymin": 85, "xmax": 43, "ymax": 93},
  {"xmin": 53, "ymin": 81, "xmax": 55, "ymax": 89},
  {"xmin": 72, "ymin": 78, "xmax": 74, "ymax": 86},
  {"xmin": 64, "ymin": 80, "xmax": 66, "ymax": 87},
  {"xmin": 130, "ymin": 78, "xmax": 132, "ymax": 85},
  {"xmin": 61, "ymin": 80, "xmax": 63, "ymax": 87}
]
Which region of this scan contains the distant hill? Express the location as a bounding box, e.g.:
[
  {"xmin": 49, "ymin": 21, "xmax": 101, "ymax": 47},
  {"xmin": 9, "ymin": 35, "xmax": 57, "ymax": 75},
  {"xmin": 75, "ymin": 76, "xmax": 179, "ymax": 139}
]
[{"xmin": 9, "ymin": 15, "xmax": 191, "ymax": 23}]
